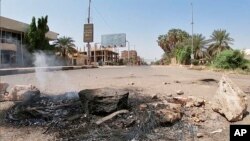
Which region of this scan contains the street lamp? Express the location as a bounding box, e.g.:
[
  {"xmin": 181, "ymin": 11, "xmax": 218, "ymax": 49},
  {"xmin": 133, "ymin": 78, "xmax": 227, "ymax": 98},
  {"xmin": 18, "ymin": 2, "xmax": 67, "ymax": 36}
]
[{"xmin": 191, "ymin": 2, "xmax": 194, "ymax": 67}]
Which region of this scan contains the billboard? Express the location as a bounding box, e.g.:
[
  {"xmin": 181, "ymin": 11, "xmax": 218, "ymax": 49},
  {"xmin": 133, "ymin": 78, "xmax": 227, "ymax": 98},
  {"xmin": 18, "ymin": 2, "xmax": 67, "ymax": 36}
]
[
  {"xmin": 101, "ymin": 33, "xmax": 126, "ymax": 47},
  {"xmin": 84, "ymin": 24, "xmax": 94, "ymax": 42}
]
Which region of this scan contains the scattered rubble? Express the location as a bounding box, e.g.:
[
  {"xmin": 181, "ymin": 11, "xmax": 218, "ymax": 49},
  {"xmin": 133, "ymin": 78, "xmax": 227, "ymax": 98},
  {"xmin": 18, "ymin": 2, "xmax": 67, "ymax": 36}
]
[
  {"xmin": 167, "ymin": 94, "xmax": 173, "ymax": 97},
  {"xmin": 186, "ymin": 96, "xmax": 206, "ymax": 108},
  {"xmin": 211, "ymin": 76, "xmax": 248, "ymax": 122},
  {"xmin": 163, "ymin": 82, "xmax": 170, "ymax": 85},
  {"xmin": 0, "ymin": 84, "xmax": 40, "ymax": 102},
  {"xmin": 128, "ymin": 82, "xmax": 135, "ymax": 85},
  {"xmin": 210, "ymin": 129, "xmax": 223, "ymax": 134},
  {"xmin": 156, "ymin": 109, "xmax": 182, "ymax": 124},
  {"xmin": 0, "ymin": 82, "xmax": 9, "ymax": 94},
  {"xmin": 151, "ymin": 94, "xmax": 159, "ymax": 100},
  {"xmin": 1, "ymin": 84, "xmax": 237, "ymax": 140},
  {"xmin": 196, "ymin": 132, "xmax": 204, "ymax": 138},
  {"xmin": 176, "ymin": 90, "xmax": 184, "ymax": 95},
  {"xmin": 174, "ymin": 80, "xmax": 181, "ymax": 83}
]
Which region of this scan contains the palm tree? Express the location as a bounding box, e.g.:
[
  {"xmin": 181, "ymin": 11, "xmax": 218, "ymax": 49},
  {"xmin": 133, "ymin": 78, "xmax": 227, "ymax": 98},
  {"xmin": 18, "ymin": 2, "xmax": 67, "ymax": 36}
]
[
  {"xmin": 157, "ymin": 29, "xmax": 190, "ymax": 53},
  {"xmin": 192, "ymin": 34, "xmax": 209, "ymax": 59},
  {"xmin": 208, "ymin": 29, "xmax": 234, "ymax": 57},
  {"xmin": 157, "ymin": 35, "xmax": 170, "ymax": 53},
  {"xmin": 54, "ymin": 36, "xmax": 77, "ymax": 57}
]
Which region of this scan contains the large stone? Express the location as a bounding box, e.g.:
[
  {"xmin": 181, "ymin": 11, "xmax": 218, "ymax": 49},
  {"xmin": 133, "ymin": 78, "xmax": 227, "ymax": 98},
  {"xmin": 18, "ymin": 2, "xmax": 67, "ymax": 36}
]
[
  {"xmin": 211, "ymin": 76, "xmax": 248, "ymax": 122},
  {"xmin": 78, "ymin": 88, "xmax": 129, "ymax": 115},
  {"xmin": 176, "ymin": 90, "xmax": 184, "ymax": 95},
  {"xmin": 1, "ymin": 85, "xmax": 40, "ymax": 102},
  {"xmin": 0, "ymin": 82, "xmax": 9, "ymax": 94}
]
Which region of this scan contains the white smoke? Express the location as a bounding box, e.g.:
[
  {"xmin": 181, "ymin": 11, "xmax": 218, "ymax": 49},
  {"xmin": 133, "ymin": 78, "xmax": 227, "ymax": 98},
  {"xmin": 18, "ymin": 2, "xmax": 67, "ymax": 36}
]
[
  {"xmin": 33, "ymin": 51, "xmax": 78, "ymax": 95},
  {"xmin": 34, "ymin": 51, "xmax": 49, "ymax": 90}
]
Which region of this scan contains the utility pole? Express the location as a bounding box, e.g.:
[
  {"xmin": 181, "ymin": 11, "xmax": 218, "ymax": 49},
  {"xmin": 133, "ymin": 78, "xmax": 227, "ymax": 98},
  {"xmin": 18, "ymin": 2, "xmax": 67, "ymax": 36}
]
[
  {"xmin": 191, "ymin": 2, "xmax": 194, "ymax": 66},
  {"xmin": 87, "ymin": 0, "xmax": 91, "ymax": 65}
]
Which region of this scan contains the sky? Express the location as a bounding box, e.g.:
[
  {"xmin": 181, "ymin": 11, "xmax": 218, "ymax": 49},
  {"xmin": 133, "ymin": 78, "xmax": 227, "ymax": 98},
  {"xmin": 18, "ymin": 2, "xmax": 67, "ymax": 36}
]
[{"xmin": 1, "ymin": 0, "xmax": 250, "ymax": 61}]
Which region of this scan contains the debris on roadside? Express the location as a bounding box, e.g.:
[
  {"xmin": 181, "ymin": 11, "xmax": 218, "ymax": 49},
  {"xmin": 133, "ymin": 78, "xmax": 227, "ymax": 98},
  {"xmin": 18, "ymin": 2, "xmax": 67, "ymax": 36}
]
[
  {"xmin": 210, "ymin": 129, "xmax": 223, "ymax": 134},
  {"xmin": 211, "ymin": 76, "xmax": 248, "ymax": 122},
  {"xmin": 176, "ymin": 90, "xmax": 184, "ymax": 95}
]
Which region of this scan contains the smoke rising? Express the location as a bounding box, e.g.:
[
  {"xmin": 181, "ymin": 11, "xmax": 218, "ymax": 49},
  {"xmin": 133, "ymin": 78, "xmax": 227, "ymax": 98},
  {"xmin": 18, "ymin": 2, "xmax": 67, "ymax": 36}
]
[
  {"xmin": 34, "ymin": 52, "xmax": 48, "ymax": 90},
  {"xmin": 33, "ymin": 51, "xmax": 77, "ymax": 95}
]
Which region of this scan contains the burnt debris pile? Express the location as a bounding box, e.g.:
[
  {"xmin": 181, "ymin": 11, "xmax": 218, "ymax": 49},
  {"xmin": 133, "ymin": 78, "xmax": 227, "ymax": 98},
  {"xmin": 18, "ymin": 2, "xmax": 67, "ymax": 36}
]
[{"xmin": 4, "ymin": 87, "xmax": 207, "ymax": 140}]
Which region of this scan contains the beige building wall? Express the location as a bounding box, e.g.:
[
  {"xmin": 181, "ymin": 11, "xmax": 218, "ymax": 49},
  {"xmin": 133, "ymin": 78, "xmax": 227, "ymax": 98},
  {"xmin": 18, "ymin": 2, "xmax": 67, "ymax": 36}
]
[
  {"xmin": 0, "ymin": 16, "xmax": 58, "ymax": 40},
  {"xmin": 69, "ymin": 53, "xmax": 88, "ymax": 66}
]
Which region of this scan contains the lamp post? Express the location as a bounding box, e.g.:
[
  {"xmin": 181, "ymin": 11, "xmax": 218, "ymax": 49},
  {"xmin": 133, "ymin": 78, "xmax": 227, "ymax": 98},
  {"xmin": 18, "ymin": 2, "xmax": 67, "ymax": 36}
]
[{"xmin": 191, "ymin": 2, "xmax": 194, "ymax": 67}]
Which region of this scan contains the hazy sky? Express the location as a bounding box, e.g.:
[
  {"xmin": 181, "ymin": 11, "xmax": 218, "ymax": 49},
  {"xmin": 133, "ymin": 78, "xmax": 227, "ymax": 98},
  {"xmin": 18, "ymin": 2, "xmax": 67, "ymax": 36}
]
[{"xmin": 1, "ymin": 0, "xmax": 250, "ymax": 60}]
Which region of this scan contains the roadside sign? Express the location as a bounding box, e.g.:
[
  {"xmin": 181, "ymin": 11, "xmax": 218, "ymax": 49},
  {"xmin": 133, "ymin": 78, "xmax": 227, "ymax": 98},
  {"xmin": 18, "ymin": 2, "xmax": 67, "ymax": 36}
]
[
  {"xmin": 84, "ymin": 24, "xmax": 94, "ymax": 42},
  {"xmin": 101, "ymin": 33, "xmax": 126, "ymax": 47}
]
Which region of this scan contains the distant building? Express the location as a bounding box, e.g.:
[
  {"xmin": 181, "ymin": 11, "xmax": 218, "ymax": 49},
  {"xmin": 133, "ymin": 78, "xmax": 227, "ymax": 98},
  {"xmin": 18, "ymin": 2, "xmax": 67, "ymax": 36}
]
[
  {"xmin": 0, "ymin": 16, "xmax": 58, "ymax": 67},
  {"xmin": 121, "ymin": 50, "xmax": 137, "ymax": 60},
  {"xmin": 83, "ymin": 47, "xmax": 119, "ymax": 65},
  {"xmin": 121, "ymin": 50, "xmax": 139, "ymax": 65},
  {"xmin": 70, "ymin": 52, "xmax": 88, "ymax": 66}
]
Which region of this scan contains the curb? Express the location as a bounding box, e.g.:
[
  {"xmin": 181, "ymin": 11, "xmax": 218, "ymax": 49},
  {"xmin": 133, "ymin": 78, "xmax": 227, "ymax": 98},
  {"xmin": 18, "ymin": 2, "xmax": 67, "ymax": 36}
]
[{"xmin": 0, "ymin": 66, "xmax": 98, "ymax": 76}]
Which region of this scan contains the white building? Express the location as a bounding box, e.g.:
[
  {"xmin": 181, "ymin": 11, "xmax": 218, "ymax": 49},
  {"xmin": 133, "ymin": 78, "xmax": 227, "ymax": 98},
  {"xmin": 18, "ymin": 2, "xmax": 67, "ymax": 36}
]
[{"xmin": 0, "ymin": 16, "xmax": 58, "ymax": 67}]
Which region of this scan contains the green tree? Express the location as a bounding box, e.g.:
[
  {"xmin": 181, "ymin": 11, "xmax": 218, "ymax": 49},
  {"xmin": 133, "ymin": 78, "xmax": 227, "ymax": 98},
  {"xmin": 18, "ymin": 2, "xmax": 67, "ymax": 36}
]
[
  {"xmin": 25, "ymin": 15, "xmax": 52, "ymax": 52},
  {"xmin": 157, "ymin": 34, "xmax": 169, "ymax": 53},
  {"xmin": 157, "ymin": 29, "xmax": 190, "ymax": 53},
  {"xmin": 208, "ymin": 29, "xmax": 234, "ymax": 57},
  {"xmin": 54, "ymin": 36, "xmax": 77, "ymax": 57},
  {"xmin": 192, "ymin": 34, "xmax": 209, "ymax": 59}
]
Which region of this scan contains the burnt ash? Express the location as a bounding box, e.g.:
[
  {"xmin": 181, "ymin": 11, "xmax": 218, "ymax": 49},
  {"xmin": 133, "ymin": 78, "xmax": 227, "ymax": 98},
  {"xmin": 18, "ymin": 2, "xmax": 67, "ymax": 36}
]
[{"xmin": 4, "ymin": 91, "xmax": 197, "ymax": 141}]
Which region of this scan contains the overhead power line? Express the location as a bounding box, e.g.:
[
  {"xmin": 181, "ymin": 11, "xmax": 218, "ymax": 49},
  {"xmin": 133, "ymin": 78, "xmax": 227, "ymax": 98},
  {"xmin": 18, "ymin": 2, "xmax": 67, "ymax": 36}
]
[{"xmin": 92, "ymin": 4, "xmax": 113, "ymax": 33}]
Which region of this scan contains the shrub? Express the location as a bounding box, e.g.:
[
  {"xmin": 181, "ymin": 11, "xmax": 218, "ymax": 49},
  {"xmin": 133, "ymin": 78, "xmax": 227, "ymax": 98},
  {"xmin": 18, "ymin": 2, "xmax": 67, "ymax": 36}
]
[
  {"xmin": 212, "ymin": 50, "xmax": 248, "ymax": 69},
  {"xmin": 193, "ymin": 60, "xmax": 199, "ymax": 65},
  {"xmin": 175, "ymin": 46, "xmax": 191, "ymax": 65},
  {"xmin": 161, "ymin": 53, "xmax": 171, "ymax": 65}
]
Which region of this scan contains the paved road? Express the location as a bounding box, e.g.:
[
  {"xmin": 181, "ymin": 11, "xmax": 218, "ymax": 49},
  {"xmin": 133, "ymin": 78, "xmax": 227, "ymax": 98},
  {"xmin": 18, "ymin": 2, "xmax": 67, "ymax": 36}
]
[
  {"xmin": 1, "ymin": 65, "xmax": 250, "ymax": 141},
  {"xmin": 1, "ymin": 66, "xmax": 249, "ymax": 100}
]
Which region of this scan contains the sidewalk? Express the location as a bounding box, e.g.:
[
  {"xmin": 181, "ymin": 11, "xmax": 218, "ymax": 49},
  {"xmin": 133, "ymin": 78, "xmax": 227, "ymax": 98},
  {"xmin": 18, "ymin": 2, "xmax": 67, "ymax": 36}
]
[{"xmin": 0, "ymin": 65, "xmax": 98, "ymax": 76}]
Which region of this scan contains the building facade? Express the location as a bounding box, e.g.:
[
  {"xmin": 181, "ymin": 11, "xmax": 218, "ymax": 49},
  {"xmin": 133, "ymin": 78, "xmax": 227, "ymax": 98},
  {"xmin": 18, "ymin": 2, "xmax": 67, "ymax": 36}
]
[
  {"xmin": 121, "ymin": 50, "xmax": 139, "ymax": 65},
  {"xmin": 83, "ymin": 47, "xmax": 119, "ymax": 65},
  {"xmin": 0, "ymin": 16, "xmax": 58, "ymax": 67}
]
